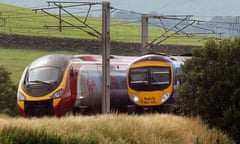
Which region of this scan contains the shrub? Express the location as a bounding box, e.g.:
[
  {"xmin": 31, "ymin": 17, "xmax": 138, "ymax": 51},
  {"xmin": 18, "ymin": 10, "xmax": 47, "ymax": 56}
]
[
  {"xmin": 0, "ymin": 65, "xmax": 18, "ymax": 116},
  {"xmin": 176, "ymin": 38, "xmax": 240, "ymax": 143}
]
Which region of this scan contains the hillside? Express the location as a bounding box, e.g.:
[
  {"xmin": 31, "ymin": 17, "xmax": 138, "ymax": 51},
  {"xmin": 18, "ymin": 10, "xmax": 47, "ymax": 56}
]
[{"xmin": 0, "ymin": 3, "xmax": 206, "ymax": 46}]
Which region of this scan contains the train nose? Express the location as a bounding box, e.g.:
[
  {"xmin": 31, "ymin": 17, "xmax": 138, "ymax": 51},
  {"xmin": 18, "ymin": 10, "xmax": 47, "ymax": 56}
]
[{"xmin": 24, "ymin": 100, "xmax": 54, "ymax": 117}]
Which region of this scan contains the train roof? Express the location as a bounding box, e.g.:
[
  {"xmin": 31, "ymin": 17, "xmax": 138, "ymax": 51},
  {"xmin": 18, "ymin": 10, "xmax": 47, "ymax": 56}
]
[
  {"xmin": 28, "ymin": 54, "xmax": 191, "ymax": 71},
  {"xmin": 29, "ymin": 54, "xmax": 72, "ymax": 70},
  {"xmin": 130, "ymin": 54, "xmax": 173, "ymax": 65},
  {"xmin": 71, "ymin": 54, "xmax": 191, "ymax": 67},
  {"xmin": 169, "ymin": 55, "xmax": 192, "ymax": 68},
  {"xmin": 71, "ymin": 54, "xmax": 137, "ymax": 65},
  {"xmin": 169, "ymin": 56, "xmax": 191, "ymax": 62}
]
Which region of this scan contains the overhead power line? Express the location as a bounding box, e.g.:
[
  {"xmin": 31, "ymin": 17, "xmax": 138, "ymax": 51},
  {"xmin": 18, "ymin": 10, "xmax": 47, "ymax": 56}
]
[{"xmin": 33, "ymin": 1, "xmax": 102, "ymax": 38}]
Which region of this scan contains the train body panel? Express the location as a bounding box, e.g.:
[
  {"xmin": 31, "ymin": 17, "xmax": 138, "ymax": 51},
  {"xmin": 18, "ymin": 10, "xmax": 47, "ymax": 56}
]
[
  {"xmin": 76, "ymin": 64, "xmax": 103, "ymax": 112},
  {"xmin": 73, "ymin": 62, "xmax": 132, "ymax": 113}
]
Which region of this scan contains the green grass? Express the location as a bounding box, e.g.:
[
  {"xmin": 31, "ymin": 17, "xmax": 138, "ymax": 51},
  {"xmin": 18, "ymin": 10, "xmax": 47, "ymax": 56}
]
[
  {"xmin": 0, "ymin": 47, "xmax": 81, "ymax": 84},
  {"xmin": 0, "ymin": 3, "xmax": 101, "ymax": 38},
  {"xmin": 0, "ymin": 3, "xmax": 206, "ymax": 46},
  {"xmin": 0, "ymin": 127, "xmax": 78, "ymax": 144}
]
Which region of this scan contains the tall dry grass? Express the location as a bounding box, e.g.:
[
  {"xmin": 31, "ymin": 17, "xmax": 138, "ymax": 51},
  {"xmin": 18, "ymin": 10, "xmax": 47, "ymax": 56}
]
[{"xmin": 0, "ymin": 114, "xmax": 234, "ymax": 144}]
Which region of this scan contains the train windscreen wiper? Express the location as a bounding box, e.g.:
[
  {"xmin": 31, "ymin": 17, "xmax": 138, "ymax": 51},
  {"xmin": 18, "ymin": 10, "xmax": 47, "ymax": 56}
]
[{"xmin": 28, "ymin": 80, "xmax": 52, "ymax": 85}]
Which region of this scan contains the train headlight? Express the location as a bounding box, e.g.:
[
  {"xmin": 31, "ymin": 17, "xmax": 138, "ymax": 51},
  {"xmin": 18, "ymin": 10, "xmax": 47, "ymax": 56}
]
[
  {"xmin": 130, "ymin": 94, "xmax": 139, "ymax": 104},
  {"xmin": 17, "ymin": 92, "xmax": 25, "ymax": 101},
  {"xmin": 161, "ymin": 93, "xmax": 170, "ymax": 103},
  {"xmin": 52, "ymin": 89, "xmax": 64, "ymax": 99}
]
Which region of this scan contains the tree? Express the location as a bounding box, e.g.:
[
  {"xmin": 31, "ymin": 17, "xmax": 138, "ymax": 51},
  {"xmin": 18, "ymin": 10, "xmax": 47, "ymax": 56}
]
[
  {"xmin": 176, "ymin": 38, "xmax": 240, "ymax": 143},
  {"xmin": 0, "ymin": 65, "xmax": 18, "ymax": 116}
]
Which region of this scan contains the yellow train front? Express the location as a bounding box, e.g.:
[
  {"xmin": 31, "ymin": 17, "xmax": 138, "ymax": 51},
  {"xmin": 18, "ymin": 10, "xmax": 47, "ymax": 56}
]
[
  {"xmin": 127, "ymin": 54, "xmax": 174, "ymax": 112},
  {"xmin": 17, "ymin": 54, "xmax": 75, "ymax": 117}
]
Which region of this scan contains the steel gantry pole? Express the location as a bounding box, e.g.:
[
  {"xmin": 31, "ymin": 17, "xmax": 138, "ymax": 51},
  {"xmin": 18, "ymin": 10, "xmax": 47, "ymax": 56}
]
[
  {"xmin": 102, "ymin": 1, "xmax": 110, "ymax": 113},
  {"xmin": 141, "ymin": 14, "xmax": 149, "ymax": 55}
]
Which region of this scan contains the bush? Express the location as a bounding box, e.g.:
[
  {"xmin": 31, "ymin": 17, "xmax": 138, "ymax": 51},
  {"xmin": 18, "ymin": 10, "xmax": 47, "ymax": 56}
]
[
  {"xmin": 0, "ymin": 65, "xmax": 18, "ymax": 116},
  {"xmin": 176, "ymin": 38, "xmax": 240, "ymax": 143}
]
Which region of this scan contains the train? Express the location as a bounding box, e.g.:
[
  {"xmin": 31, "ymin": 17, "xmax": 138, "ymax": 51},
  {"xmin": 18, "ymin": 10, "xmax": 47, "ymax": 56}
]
[
  {"xmin": 17, "ymin": 54, "xmax": 137, "ymax": 117},
  {"xmin": 127, "ymin": 53, "xmax": 189, "ymax": 113},
  {"xmin": 17, "ymin": 53, "xmax": 189, "ymax": 117}
]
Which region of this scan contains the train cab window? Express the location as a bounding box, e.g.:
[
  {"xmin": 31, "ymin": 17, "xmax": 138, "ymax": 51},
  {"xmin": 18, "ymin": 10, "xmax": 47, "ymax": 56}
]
[
  {"xmin": 28, "ymin": 67, "xmax": 61, "ymax": 84},
  {"xmin": 151, "ymin": 67, "xmax": 170, "ymax": 85},
  {"xmin": 130, "ymin": 68, "xmax": 148, "ymax": 85},
  {"xmin": 129, "ymin": 66, "xmax": 171, "ymax": 91}
]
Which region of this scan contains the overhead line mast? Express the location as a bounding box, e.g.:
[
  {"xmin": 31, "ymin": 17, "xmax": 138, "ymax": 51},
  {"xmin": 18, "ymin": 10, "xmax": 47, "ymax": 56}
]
[{"xmin": 141, "ymin": 14, "xmax": 223, "ymax": 54}]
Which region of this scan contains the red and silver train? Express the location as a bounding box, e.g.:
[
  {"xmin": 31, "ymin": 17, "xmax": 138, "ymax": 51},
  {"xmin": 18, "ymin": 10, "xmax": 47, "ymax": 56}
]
[{"xmin": 17, "ymin": 53, "xmax": 189, "ymax": 117}]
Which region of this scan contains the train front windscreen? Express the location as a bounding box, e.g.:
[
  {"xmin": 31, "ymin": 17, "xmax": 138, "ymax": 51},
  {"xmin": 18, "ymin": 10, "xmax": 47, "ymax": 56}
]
[
  {"xmin": 23, "ymin": 66, "xmax": 63, "ymax": 97},
  {"xmin": 28, "ymin": 67, "xmax": 60, "ymax": 83},
  {"xmin": 129, "ymin": 66, "xmax": 171, "ymax": 91}
]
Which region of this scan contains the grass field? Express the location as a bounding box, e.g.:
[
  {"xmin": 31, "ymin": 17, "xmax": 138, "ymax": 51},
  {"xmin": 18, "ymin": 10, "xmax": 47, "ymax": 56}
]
[
  {"xmin": 0, "ymin": 47, "xmax": 236, "ymax": 144},
  {"xmin": 0, "ymin": 114, "xmax": 235, "ymax": 144},
  {"xmin": 0, "ymin": 47, "xmax": 81, "ymax": 83},
  {"xmin": 1, "ymin": 47, "xmax": 235, "ymax": 144}
]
